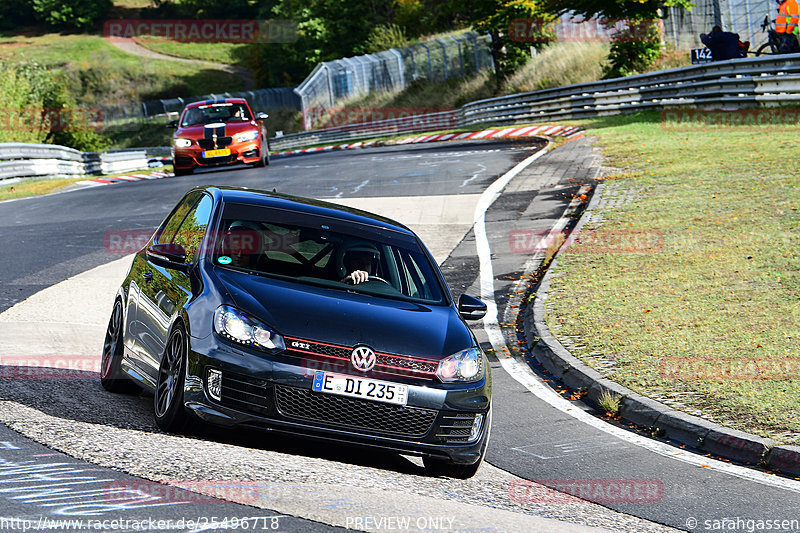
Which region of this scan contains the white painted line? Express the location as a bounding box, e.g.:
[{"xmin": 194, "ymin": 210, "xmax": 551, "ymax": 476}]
[
  {"xmin": 472, "ymin": 147, "xmax": 800, "ymax": 495},
  {"xmin": 352, "ymin": 180, "xmax": 370, "ymax": 194}
]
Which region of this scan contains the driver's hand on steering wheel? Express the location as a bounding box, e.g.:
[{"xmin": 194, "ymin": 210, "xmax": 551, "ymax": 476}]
[{"xmin": 348, "ymin": 270, "xmax": 369, "ymax": 284}]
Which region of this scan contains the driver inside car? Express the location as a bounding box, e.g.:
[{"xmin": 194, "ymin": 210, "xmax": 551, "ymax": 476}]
[{"xmin": 342, "ymin": 246, "xmax": 379, "ymax": 285}]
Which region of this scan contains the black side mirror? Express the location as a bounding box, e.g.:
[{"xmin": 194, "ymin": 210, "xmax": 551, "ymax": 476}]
[
  {"xmin": 146, "ymin": 243, "xmax": 187, "ymax": 270},
  {"xmin": 458, "ymin": 294, "xmax": 487, "ymax": 321},
  {"xmin": 167, "ymin": 120, "xmax": 178, "ymax": 128},
  {"xmin": 255, "ymin": 112, "xmax": 269, "ymax": 121}
]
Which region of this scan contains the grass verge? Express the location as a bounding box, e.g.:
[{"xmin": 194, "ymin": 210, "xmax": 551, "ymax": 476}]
[
  {"xmin": 0, "ymin": 32, "xmax": 245, "ymax": 103},
  {"xmin": 545, "ymin": 111, "xmax": 800, "ymax": 444},
  {"xmin": 0, "ymin": 177, "xmax": 88, "ymax": 201},
  {"xmin": 0, "ymin": 167, "xmax": 172, "ymax": 202},
  {"xmin": 133, "ymin": 36, "xmax": 249, "ymax": 66}
]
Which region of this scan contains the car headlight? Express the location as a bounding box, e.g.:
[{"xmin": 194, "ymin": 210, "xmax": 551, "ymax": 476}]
[
  {"xmin": 173, "ymin": 138, "xmax": 192, "ymax": 148},
  {"xmin": 234, "ymin": 130, "xmax": 259, "ymax": 143},
  {"xmin": 213, "ymin": 305, "xmax": 285, "ymax": 351},
  {"xmin": 436, "ymin": 347, "xmax": 484, "ymax": 383}
]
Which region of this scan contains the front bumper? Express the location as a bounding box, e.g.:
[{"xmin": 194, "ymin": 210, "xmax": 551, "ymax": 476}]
[
  {"xmin": 172, "ymin": 141, "xmax": 262, "ymax": 170},
  {"xmin": 184, "ymin": 335, "xmax": 492, "ymax": 464}
]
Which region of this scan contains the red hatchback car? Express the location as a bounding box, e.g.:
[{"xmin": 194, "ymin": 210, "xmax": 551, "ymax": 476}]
[{"xmin": 170, "ymin": 98, "xmax": 270, "ymax": 175}]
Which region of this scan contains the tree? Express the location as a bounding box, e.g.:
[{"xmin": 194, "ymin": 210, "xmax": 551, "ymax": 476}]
[
  {"xmin": 30, "ymin": 0, "xmax": 113, "ymax": 31},
  {"xmin": 249, "ymin": 0, "xmax": 397, "ymax": 87},
  {"xmin": 427, "ymin": 0, "xmax": 553, "ymax": 81},
  {"xmin": 540, "ymin": 0, "xmax": 694, "ymax": 78}
]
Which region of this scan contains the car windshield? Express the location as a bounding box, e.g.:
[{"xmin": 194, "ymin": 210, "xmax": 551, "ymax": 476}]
[
  {"xmin": 211, "ymin": 203, "xmax": 447, "ymax": 305},
  {"xmin": 181, "ymin": 103, "xmax": 252, "ymax": 126}
]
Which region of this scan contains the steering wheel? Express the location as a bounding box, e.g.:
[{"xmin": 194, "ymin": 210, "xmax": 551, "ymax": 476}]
[{"xmin": 342, "ymin": 275, "xmax": 391, "ymax": 285}]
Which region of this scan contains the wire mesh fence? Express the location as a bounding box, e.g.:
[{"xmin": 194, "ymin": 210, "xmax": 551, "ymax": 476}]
[
  {"xmin": 664, "ymin": 0, "xmax": 776, "ymax": 50},
  {"xmin": 97, "ymin": 87, "xmax": 301, "ymax": 131},
  {"xmin": 296, "ymin": 32, "xmax": 494, "ymax": 130}
]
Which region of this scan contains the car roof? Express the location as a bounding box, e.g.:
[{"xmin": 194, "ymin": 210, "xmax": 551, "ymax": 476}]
[
  {"xmin": 185, "ymin": 97, "xmax": 249, "ymax": 109},
  {"xmin": 201, "ymin": 186, "xmax": 416, "ymax": 236}
]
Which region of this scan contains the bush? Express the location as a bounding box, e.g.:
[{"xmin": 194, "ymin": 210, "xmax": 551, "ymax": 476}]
[
  {"xmin": 602, "ymin": 20, "xmax": 662, "ymax": 79},
  {"xmin": 0, "ymin": 62, "xmax": 110, "ymax": 151},
  {"xmin": 0, "ymin": 0, "xmax": 36, "ymax": 30},
  {"xmin": 361, "ymin": 24, "xmax": 409, "ymax": 53},
  {"xmin": 41, "ymin": 81, "xmax": 111, "ymax": 152},
  {"xmin": 30, "ymin": 0, "xmax": 112, "ymax": 31}
]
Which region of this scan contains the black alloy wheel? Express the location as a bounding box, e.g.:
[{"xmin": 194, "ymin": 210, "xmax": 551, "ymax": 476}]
[
  {"xmin": 100, "ymin": 300, "xmax": 138, "ymax": 393},
  {"xmin": 154, "ymin": 324, "xmax": 189, "ymax": 431}
]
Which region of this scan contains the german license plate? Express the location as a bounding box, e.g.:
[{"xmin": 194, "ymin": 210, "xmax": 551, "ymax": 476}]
[
  {"xmin": 203, "ymin": 148, "xmax": 231, "ymax": 158},
  {"xmin": 312, "ymin": 371, "xmax": 408, "ymax": 406}
]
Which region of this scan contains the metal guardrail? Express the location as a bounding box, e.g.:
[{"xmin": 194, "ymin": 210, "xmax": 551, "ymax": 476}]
[
  {"xmin": 269, "ymin": 54, "xmax": 800, "ymax": 151},
  {"xmin": 0, "ymin": 143, "xmax": 150, "ymax": 182}
]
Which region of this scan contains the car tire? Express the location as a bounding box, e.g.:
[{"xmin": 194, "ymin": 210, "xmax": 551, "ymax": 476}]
[
  {"xmin": 154, "ymin": 323, "xmax": 189, "ymax": 432},
  {"xmin": 423, "ymin": 409, "xmax": 491, "ymax": 479},
  {"xmin": 253, "ymin": 145, "xmax": 269, "ymax": 168},
  {"xmin": 174, "ymin": 167, "xmax": 193, "ymax": 176},
  {"xmin": 101, "ymin": 300, "xmax": 139, "ymax": 394}
]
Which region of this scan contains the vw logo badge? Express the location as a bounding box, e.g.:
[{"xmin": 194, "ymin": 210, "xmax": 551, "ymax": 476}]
[{"xmin": 351, "ymin": 346, "xmax": 376, "ymax": 372}]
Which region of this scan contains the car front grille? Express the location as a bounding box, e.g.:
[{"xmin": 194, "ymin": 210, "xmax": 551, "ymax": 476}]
[
  {"xmin": 198, "ymin": 155, "xmax": 235, "ymax": 165},
  {"xmin": 197, "ymin": 137, "xmax": 233, "ymax": 150},
  {"xmin": 274, "ymin": 384, "xmax": 437, "ymax": 437},
  {"xmin": 283, "ymin": 336, "xmax": 438, "ymax": 379},
  {"xmin": 220, "ymin": 372, "xmax": 271, "ymax": 416},
  {"xmin": 435, "ymin": 412, "xmax": 476, "ymax": 443}
]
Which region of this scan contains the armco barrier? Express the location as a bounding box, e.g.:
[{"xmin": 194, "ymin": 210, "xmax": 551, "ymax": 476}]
[
  {"xmin": 0, "ymin": 143, "xmax": 150, "ymax": 182},
  {"xmin": 269, "ymin": 53, "xmax": 800, "ymax": 151}
]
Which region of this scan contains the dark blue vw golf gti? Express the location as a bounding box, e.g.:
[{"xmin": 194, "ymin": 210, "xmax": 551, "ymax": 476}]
[{"xmin": 101, "ymin": 186, "xmax": 491, "ymax": 478}]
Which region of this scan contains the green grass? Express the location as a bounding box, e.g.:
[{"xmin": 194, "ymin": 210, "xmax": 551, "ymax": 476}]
[
  {"xmin": 506, "ymin": 41, "xmax": 610, "ymax": 93},
  {"xmin": 133, "ymin": 36, "xmax": 249, "ymax": 66},
  {"xmin": 107, "ymin": 122, "xmax": 174, "ymax": 149},
  {"xmin": 545, "ymin": 111, "xmax": 800, "ymax": 443},
  {"xmin": 0, "ymin": 167, "xmax": 173, "ymax": 201},
  {"xmin": 0, "ymin": 32, "xmax": 245, "ymax": 104},
  {"xmin": 0, "ymin": 177, "xmax": 88, "ymax": 201}
]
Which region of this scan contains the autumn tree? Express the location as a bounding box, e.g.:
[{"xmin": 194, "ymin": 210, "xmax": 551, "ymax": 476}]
[
  {"xmin": 428, "ymin": 0, "xmax": 553, "ymax": 81},
  {"xmin": 540, "ymin": 0, "xmax": 693, "ymax": 77}
]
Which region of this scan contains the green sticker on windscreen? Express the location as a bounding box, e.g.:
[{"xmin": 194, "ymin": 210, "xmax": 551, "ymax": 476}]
[{"xmin": 218, "ymin": 256, "xmax": 232, "ymax": 265}]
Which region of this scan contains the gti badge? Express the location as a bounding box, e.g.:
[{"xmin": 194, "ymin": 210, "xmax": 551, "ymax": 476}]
[{"xmin": 351, "ymin": 346, "xmax": 376, "ymax": 372}]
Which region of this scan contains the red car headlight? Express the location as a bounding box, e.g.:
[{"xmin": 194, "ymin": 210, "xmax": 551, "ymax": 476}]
[{"xmin": 234, "ymin": 131, "xmax": 259, "ymax": 143}]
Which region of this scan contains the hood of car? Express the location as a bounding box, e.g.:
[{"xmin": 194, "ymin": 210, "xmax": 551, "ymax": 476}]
[
  {"xmin": 176, "ymin": 121, "xmax": 258, "ymax": 139},
  {"xmin": 214, "ymin": 267, "xmax": 472, "ymax": 361}
]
